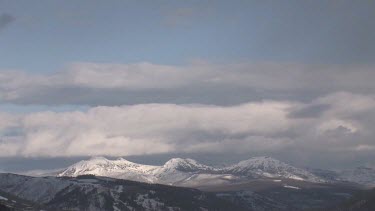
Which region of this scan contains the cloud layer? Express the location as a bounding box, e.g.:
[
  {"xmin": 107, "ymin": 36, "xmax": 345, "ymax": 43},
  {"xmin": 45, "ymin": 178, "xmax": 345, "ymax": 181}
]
[
  {"xmin": 1, "ymin": 92, "xmax": 374, "ymax": 161},
  {"xmin": 1, "ymin": 62, "xmax": 375, "ymax": 105},
  {"xmin": 1, "ymin": 61, "xmax": 375, "ymax": 167}
]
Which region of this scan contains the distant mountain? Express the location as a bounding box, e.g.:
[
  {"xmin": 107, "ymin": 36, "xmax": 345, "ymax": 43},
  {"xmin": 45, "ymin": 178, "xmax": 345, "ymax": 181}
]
[
  {"xmin": 23, "ymin": 156, "xmax": 375, "ymax": 189},
  {"xmin": 56, "ymin": 156, "xmax": 326, "ymax": 187},
  {"xmin": 162, "ymin": 158, "xmax": 215, "ymax": 172},
  {"xmin": 307, "ymin": 166, "xmax": 375, "ymax": 188},
  {"xmin": 339, "ymin": 167, "xmax": 375, "ymax": 187},
  {"xmin": 3, "ymin": 157, "xmax": 372, "ymax": 211},
  {"xmin": 20, "ymin": 168, "xmax": 65, "ymax": 177},
  {"xmin": 307, "ymin": 168, "xmax": 341, "ymax": 181},
  {"xmin": 224, "ymin": 156, "xmax": 324, "ymax": 183},
  {"xmin": 57, "ymin": 156, "xmax": 234, "ymax": 186}
]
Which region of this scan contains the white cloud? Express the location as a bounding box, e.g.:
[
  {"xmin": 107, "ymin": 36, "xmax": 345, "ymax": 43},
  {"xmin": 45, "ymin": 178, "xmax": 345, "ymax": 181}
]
[
  {"xmin": 354, "ymin": 144, "xmax": 375, "ymax": 151},
  {"xmin": 1, "ymin": 92, "xmax": 375, "ymax": 157},
  {"xmin": 0, "ymin": 112, "xmax": 19, "ymax": 130},
  {"xmin": 0, "ymin": 101, "xmax": 293, "ymax": 157}
]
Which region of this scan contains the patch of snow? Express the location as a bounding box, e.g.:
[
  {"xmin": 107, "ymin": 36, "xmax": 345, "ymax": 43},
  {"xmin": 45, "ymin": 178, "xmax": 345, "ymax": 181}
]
[
  {"xmin": 283, "ymin": 185, "xmax": 301, "ymax": 189},
  {"xmin": 116, "ymin": 185, "xmax": 124, "ymax": 193},
  {"xmin": 288, "ymin": 175, "xmax": 304, "ymax": 181},
  {"xmin": 136, "ymin": 193, "xmax": 165, "ymax": 210}
]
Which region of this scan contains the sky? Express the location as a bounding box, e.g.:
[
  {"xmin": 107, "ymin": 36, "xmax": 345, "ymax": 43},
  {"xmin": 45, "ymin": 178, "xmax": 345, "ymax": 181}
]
[{"xmin": 1, "ymin": 0, "xmax": 375, "ymax": 171}]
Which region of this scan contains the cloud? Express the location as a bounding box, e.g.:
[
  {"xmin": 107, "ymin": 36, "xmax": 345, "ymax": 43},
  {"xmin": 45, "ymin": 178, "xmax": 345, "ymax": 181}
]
[
  {"xmin": 288, "ymin": 104, "xmax": 331, "ymax": 118},
  {"xmin": 0, "ymin": 101, "xmax": 292, "ymax": 157},
  {"xmin": 1, "ymin": 92, "xmax": 375, "ymax": 159},
  {"xmin": 1, "ymin": 62, "xmax": 375, "ymax": 105},
  {"xmin": 0, "ymin": 13, "xmax": 15, "ymax": 31}
]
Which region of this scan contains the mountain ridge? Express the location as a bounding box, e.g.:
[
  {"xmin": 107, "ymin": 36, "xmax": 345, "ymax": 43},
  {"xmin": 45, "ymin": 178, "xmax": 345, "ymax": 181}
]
[
  {"xmin": 55, "ymin": 156, "xmax": 326, "ymax": 187},
  {"xmin": 20, "ymin": 156, "xmax": 375, "ymax": 188}
]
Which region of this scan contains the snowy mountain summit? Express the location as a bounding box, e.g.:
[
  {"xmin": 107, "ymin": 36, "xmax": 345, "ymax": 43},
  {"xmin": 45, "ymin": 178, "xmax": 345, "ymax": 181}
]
[
  {"xmin": 163, "ymin": 158, "xmax": 214, "ymax": 172},
  {"xmin": 225, "ymin": 156, "xmax": 324, "ymax": 182},
  {"xmin": 57, "ymin": 156, "xmax": 326, "ymax": 186}
]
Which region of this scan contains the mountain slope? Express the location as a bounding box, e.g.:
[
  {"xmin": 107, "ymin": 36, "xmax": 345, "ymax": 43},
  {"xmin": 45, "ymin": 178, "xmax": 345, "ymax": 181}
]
[
  {"xmin": 329, "ymin": 188, "xmax": 375, "ymax": 211},
  {"xmin": 0, "ymin": 189, "xmax": 45, "ymax": 211},
  {"xmin": 339, "ymin": 167, "xmax": 375, "ymax": 187},
  {"xmin": 0, "ymin": 173, "xmax": 244, "ymax": 211},
  {"xmin": 0, "ymin": 173, "xmax": 362, "ymax": 211}
]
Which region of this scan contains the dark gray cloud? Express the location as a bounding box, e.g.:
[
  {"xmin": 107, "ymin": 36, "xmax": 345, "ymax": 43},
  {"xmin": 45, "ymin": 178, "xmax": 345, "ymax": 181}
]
[
  {"xmin": 288, "ymin": 104, "xmax": 331, "ymax": 119},
  {"xmin": 0, "ymin": 13, "xmax": 15, "ymax": 31}
]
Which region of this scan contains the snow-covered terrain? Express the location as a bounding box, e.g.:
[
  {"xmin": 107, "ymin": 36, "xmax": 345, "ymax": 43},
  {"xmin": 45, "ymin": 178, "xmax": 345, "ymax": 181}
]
[
  {"xmin": 338, "ymin": 167, "xmax": 375, "ymax": 187},
  {"xmin": 224, "ymin": 156, "xmax": 325, "ymax": 183},
  {"xmin": 310, "ymin": 166, "xmax": 375, "ymax": 187},
  {"xmin": 57, "ymin": 156, "xmax": 240, "ymax": 187},
  {"xmin": 56, "ymin": 156, "xmax": 326, "ymax": 187}
]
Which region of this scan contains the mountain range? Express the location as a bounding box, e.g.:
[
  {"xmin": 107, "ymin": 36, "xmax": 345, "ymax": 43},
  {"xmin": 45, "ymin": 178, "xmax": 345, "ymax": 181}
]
[
  {"xmin": 0, "ymin": 172, "xmax": 367, "ymax": 211},
  {"xmin": 40, "ymin": 156, "xmax": 375, "ymax": 188},
  {"xmin": 53, "ymin": 156, "xmax": 325, "ymax": 188},
  {"xmin": 1, "ymin": 156, "xmax": 374, "ymax": 210}
]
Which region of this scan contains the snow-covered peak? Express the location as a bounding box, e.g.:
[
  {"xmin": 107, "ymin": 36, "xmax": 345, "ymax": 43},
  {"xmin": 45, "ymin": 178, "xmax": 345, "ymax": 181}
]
[
  {"xmin": 234, "ymin": 156, "xmax": 288, "ymax": 169},
  {"xmin": 82, "ymin": 156, "xmax": 137, "ymax": 165},
  {"xmin": 88, "ymin": 156, "xmax": 109, "ymax": 161},
  {"xmin": 164, "ymin": 158, "xmax": 199, "ymax": 168},
  {"xmin": 57, "ymin": 156, "xmax": 325, "ymax": 185},
  {"xmin": 163, "ymin": 158, "xmax": 214, "ymax": 172},
  {"xmin": 116, "ymin": 157, "xmax": 127, "ymax": 161},
  {"xmin": 84, "ymin": 156, "xmax": 110, "ymax": 164},
  {"xmin": 226, "ymin": 156, "xmax": 324, "ymax": 183},
  {"xmin": 58, "ymin": 157, "xmax": 157, "ymax": 179}
]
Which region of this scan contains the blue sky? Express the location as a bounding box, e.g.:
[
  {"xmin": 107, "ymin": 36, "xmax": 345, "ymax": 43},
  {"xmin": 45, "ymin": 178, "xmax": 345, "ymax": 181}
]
[
  {"xmin": 1, "ymin": 0, "xmax": 254, "ymax": 72},
  {"xmin": 1, "ymin": 1, "xmax": 375, "ymax": 170},
  {"xmin": 1, "ymin": 0, "xmax": 374, "ymax": 74}
]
